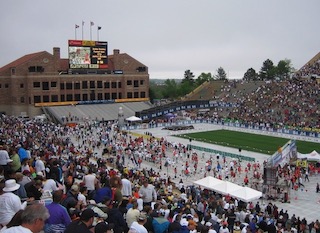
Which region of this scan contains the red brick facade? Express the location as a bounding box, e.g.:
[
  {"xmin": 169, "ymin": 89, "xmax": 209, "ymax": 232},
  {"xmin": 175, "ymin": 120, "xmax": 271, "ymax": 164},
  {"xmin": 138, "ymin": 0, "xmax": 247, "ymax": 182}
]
[{"xmin": 0, "ymin": 48, "xmax": 149, "ymax": 117}]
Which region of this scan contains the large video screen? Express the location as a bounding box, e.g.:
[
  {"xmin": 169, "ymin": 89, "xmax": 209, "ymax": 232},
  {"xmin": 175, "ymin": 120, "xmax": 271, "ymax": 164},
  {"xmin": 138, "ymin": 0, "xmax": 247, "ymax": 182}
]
[{"xmin": 68, "ymin": 40, "xmax": 108, "ymax": 69}]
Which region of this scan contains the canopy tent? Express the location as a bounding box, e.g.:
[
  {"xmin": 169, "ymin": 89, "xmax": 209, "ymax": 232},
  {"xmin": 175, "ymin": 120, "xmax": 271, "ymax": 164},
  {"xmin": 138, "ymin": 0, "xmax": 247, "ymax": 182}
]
[
  {"xmin": 209, "ymin": 181, "xmax": 243, "ymax": 195},
  {"xmin": 230, "ymin": 187, "xmax": 262, "ymax": 202},
  {"xmin": 193, "ymin": 176, "xmax": 224, "ymax": 189},
  {"xmin": 193, "ymin": 176, "xmax": 262, "ymax": 202},
  {"xmin": 125, "ymin": 116, "xmax": 142, "ymax": 122},
  {"xmin": 297, "ymin": 150, "xmax": 320, "ymax": 161}
]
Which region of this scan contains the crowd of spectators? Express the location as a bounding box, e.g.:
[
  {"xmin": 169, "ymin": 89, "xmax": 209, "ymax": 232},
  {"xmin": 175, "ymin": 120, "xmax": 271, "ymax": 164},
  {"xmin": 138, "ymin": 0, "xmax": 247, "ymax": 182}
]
[
  {"xmin": 214, "ymin": 79, "xmax": 320, "ymax": 131},
  {"xmin": 0, "ymin": 114, "xmax": 319, "ymax": 233}
]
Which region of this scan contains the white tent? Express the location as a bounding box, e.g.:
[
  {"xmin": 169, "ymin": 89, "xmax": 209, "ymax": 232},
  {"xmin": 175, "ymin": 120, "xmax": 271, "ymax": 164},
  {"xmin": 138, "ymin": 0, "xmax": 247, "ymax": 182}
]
[
  {"xmin": 193, "ymin": 176, "xmax": 224, "ymax": 189},
  {"xmin": 125, "ymin": 116, "xmax": 142, "ymax": 122},
  {"xmin": 297, "ymin": 150, "xmax": 320, "ymax": 161},
  {"xmin": 229, "ymin": 186, "xmax": 262, "ymax": 202},
  {"xmin": 209, "ymin": 181, "xmax": 243, "ymax": 195},
  {"xmin": 193, "ymin": 176, "xmax": 262, "ymax": 202}
]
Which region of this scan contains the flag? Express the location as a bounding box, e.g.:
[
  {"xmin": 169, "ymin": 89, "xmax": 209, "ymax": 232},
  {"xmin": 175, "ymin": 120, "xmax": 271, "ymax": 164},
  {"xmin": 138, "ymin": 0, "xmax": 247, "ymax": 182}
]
[
  {"xmin": 82, "ymin": 21, "xmax": 85, "ymax": 26},
  {"xmin": 90, "ymin": 21, "xmax": 94, "ymax": 26},
  {"xmin": 98, "ymin": 26, "xmax": 102, "ymax": 30},
  {"xmin": 75, "ymin": 24, "xmax": 79, "ymax": 29}
]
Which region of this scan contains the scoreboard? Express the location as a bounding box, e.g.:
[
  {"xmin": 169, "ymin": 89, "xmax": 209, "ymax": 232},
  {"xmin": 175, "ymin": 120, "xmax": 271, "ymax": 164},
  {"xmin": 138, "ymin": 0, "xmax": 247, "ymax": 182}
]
[{"xmin": 68, "ymin": 40, "xmax": 108, "ymax": 69}]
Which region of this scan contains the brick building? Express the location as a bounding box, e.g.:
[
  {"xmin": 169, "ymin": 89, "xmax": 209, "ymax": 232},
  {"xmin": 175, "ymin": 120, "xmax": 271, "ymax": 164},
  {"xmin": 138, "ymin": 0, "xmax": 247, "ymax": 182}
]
[{"xmin": 0, "ymin": 46, "xmax": 149, "ymax": 117}]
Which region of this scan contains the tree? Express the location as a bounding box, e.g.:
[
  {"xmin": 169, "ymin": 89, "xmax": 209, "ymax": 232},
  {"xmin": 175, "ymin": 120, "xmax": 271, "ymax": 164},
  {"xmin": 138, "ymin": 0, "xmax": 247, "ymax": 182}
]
[
  {"xmin": 243, "ymin": 68, "xmax": 258, "ymax": 81},
  {"xmin": 215, "ymin": 67, "xmax": 227, "ymax": 80},
  {"xmin": 276, "ymin": 59, "xmax": 294, "ymax": 80},
  {"xmin": 182, "ymin": 70, "xmax": 195, "ymax": 84},
  {"xmin": 161, "ymin": 79, "xmax": 178, "ymax": 99},
  {"xmin": 259, "ymin": 59, "xmax": 275, "ymax": 80},
  {"xmin": 196, "ymin": 72, "xmax": 213, "ymax": 86}
]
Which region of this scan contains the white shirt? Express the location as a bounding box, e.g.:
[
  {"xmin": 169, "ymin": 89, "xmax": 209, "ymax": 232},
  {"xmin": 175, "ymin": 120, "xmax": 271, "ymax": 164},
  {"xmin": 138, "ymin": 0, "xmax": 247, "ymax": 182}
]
[
  {"xmin": 121, "ymin": 178, "xmax": 132, "ymax": 197},
  {"xmin": 209, "ymin": 229, "xmax": 217, "ymax": 233},
  {"xmin": 42, "ymin": 179, "xmax": 58, "ymax": 192},
  {"xmin": 2, "ymin": 225, "xmax": 32, "ymax": 233},
  {"xmin": 138, "ymin": 184, "xmax": 157, "ymax": 203},
  {"xmin": 130, "ymin": 221, "xmax": 148, "ymax": 233},
  {"xmin": 35, "ymin": 159, "xmax": 45, "ymax": 174},
  {"xmin": 0, "ymin": 149, "xmax": 10, "ymax": 165},
  {"xmin": 84, "ymin": 174, "xmax": 96, "ymax": 191},
  {"xmin": 0, "ymin": 192, "xmax": 23, "ymax": 226}
]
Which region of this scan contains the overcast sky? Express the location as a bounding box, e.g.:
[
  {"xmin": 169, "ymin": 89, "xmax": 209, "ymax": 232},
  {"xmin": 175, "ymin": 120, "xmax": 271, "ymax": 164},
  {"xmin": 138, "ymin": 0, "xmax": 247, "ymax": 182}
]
[{"xmin": 1, "ymin": 0, "xmax": 319, "ymax": 79}]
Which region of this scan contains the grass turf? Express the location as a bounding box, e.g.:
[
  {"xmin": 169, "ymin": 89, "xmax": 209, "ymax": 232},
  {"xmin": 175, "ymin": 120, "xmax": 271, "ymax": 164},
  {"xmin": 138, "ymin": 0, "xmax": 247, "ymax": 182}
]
[{"xmin": 176, "ymin": 129, "xmax": 319, "ymax": 155}]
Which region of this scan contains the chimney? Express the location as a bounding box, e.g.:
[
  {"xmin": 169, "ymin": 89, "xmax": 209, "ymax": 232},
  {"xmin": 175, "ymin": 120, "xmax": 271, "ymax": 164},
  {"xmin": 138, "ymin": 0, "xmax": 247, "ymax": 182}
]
[
  {"xmin": 53, "ymin": 47, "xmax": 61, "ymax": 71},
  {"xmin": 113, "ymin": 49, "xmax": 120, "ymax": 55}
]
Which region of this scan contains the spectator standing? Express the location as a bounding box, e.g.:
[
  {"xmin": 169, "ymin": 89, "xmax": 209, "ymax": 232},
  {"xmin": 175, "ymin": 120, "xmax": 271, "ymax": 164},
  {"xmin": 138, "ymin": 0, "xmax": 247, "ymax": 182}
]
[{"xmin": 139, "ymin": 180, "xmax": 157, "ymax": 206}]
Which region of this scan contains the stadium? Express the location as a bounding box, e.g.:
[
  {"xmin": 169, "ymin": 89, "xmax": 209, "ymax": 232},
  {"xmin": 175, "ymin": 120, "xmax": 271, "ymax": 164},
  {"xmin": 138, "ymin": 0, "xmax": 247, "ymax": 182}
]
[{"xmin": 0, "ymin": 40, "xmax": 320, "ymax": 225}]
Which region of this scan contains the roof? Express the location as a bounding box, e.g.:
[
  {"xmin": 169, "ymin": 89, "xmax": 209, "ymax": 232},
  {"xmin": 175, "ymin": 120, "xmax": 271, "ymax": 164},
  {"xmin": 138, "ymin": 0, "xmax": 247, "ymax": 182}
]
[{"xmin": 0, "ymin": 51, "xmax": 46, "ymax": 73}]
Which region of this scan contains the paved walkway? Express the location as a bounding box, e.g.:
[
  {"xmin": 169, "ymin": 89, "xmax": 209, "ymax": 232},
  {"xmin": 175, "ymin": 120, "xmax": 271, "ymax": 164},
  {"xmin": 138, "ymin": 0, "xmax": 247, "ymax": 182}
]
[{"xmin": 131, "ymin": 123, "xmax": 320, "ymax": 223}]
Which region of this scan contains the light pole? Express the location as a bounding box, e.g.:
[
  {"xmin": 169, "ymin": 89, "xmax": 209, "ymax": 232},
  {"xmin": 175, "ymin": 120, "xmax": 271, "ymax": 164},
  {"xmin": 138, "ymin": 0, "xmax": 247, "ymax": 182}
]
[{"xmin": 118, "ymin": 107, "xmax": 124, "ymax": 129}]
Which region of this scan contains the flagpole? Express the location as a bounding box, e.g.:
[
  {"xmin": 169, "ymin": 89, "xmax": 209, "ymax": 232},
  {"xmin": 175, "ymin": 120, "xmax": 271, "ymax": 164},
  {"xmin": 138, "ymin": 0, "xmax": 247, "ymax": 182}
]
[
  {"xmin": 90, "ymin": 23, "xmax": 92, "ymax": 41},
  {"xmin": 82, "ymin": 21, "xmax": 84, "ymax": 40},
  {"xmin": 75, "ymin": 25, "xmax": 77, "ymax": 40},
  {"xmin": 97, "ymin": 26, "xmax": 101, "ymax": 41}
]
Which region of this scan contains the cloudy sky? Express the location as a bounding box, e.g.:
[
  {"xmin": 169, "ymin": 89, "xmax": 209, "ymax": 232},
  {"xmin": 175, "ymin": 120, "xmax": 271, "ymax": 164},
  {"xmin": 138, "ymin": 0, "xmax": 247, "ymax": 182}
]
[{"xmin": 1, "ymin": 0, "xmax": 319, "ymax": 79}]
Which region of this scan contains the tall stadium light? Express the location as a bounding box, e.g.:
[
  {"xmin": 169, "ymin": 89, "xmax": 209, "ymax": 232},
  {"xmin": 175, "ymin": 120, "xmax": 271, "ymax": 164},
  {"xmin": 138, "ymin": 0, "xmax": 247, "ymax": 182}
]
[{"xmin": 118, "ymin": 106, "xmax": 124, "ymax": 128}]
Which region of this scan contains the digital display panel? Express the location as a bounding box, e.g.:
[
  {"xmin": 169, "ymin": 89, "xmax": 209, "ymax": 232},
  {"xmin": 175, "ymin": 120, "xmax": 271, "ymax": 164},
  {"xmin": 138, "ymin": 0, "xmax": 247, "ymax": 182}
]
[{"xmin": 68, "ymin": 40, "xmax": 108, "ymax": 69}]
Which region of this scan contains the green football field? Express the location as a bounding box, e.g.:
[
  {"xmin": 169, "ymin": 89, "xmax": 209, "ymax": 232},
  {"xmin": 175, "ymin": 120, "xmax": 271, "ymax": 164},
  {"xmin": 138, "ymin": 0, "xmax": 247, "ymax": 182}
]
[{"xmin": 176, "ymin": 130, "xmax": 319, "ymax": 155}]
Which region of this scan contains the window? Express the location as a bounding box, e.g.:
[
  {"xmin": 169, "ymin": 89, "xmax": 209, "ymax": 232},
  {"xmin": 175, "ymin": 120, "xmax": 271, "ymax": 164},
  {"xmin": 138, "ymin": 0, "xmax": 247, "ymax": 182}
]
[
  {"xmin": 51, "ymin": 82, "xmax": 57, "ymax": 88},
  {"xmin": 140, "ymin": 80, "xmax": 144, "ymax": 85},
  {"xmin": 42, "ymin": 82, "xmax": 49, "ymax": 90},
  {"xmin": 134, "ymin": 80, "xmax": 139, "ymax": 87},
  {"xmin": 11, "ymin": 68, "xmax": 16, "ymax": 75},
  {"xmin": 82, "ymin": 81, "xmax": 88, "ymax": 89},
  {"xmin": 118, "ymin": 93, "xmax": 122, "ymax": 99},
  {"xmin": 118, "ymin": 82, "xmax": 122, "ymax": 88},
  {"xmin": 66, "ymin": 83, "xmax": 72, "ymax": 90},
  {"xmin": 127, "ymin": 92, "xmax": 132, "ymax": 98},
  {"xmin": 28, "ymin": 66, "xmax": 44, "ymax": 72},
  {"xmin": 104, "ymin": 93, "xmax": 110, "ymax": 99},
  {"xmin": 33, "ymin": 82, "xmax": 40, "ymax": 88},
  {"xmin": 97, "ymin": 81, "xmax": 102, "ymax": 88},
  {"xmin": 74, "ymin": 83, "xmax": 80, "ymax": 89},
  {"xmin": 104, "ymin": 82, "xmax": 110, "ymax": 88},
  {"xmin": 111, "ymin": 93, "xmax": 117, "ymax": 99},
  {"xmin": 51, "ymin": 95, "xmax": 58, "ymax": 102},
  {"xmin": 127, "ymin": 80, "xmax": 132, "ymax": 85},
  {"xmin": 97, "ymin": 93, "xmax": 103, "ymax": 100},
  {"xmin": 141, "ymin": 92, "xmax": 146, "ymax": 98},
  {"xmin": 74, "ymin": 94, "xmax": 81, "ymax": 101},
  {"xmin": 5, "ymin": 84, "xmax": 9, "ymax": 88},
  {"xmin": 60, "ymin": 83, "xmax": 65, "ymax": 90},
  {"xmin": 136, "ymin": 66, "xmax": 146, "ymax": 72},
  {"xmin": 43, "ymin": 95, "xmax": 49, "ymax": 102},
  {"xmin": 20, "ymin": 97, "xmax": 25, "ymax": 103},
  {"xmin": 111, "ymin": 82, "xmax": 117, "ymax": 88},
  {"xmin": 90, "ymin": 81, "xmax": 95, "ymax": 88},
  {"xmin": 20, "ymin": 83, "xmax": 24, "ymax": 88},
  {"xmin": 60, "ymin": 95, "xmax": 65, "ymax": 102},
  {"xmin": 66, "ymin": 94, "xmax": 73, "ymax": 101},
  {"xmin": 90, "ymin": 91, "xmax": 95, "ymax": 100},
  {"xmin": 34, "ymin": 96, "xmax": 41, "ymax": 103},
  {"xmin": 0, "ymin": 84, "xmax": 1, "ymax": 88},
  {"xmin": 82, "ymin": 94, "xmax": 88, "ymax": 101},
  {"xmin": 134, "ymin": 92, "xmax": 139, "ymax": 98}
]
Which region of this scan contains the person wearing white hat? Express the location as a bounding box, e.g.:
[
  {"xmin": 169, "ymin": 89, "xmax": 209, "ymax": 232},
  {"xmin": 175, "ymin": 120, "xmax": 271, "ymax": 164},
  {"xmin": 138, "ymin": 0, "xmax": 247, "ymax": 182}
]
[{"xmin": 0, "ymin": 179, "xmax": 25, "ymax": 227}]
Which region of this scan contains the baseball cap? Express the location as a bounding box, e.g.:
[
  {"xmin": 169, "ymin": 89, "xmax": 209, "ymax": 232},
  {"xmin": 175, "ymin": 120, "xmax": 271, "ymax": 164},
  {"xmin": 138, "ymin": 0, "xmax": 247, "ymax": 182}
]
[
  {"xmin": 138, "ymin": 212, "xmax": 147, "ymax": 221},
  {"xmin": 95, "ymin": 222, "xmax": 114, "ymax": 233},
  {"xmin": 71, "ymin": 184, "xmax": 79, "ymax": 192},
  {"xmin": 80, "ymin": 209, "xmax": 96, "ymax": 220}
]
